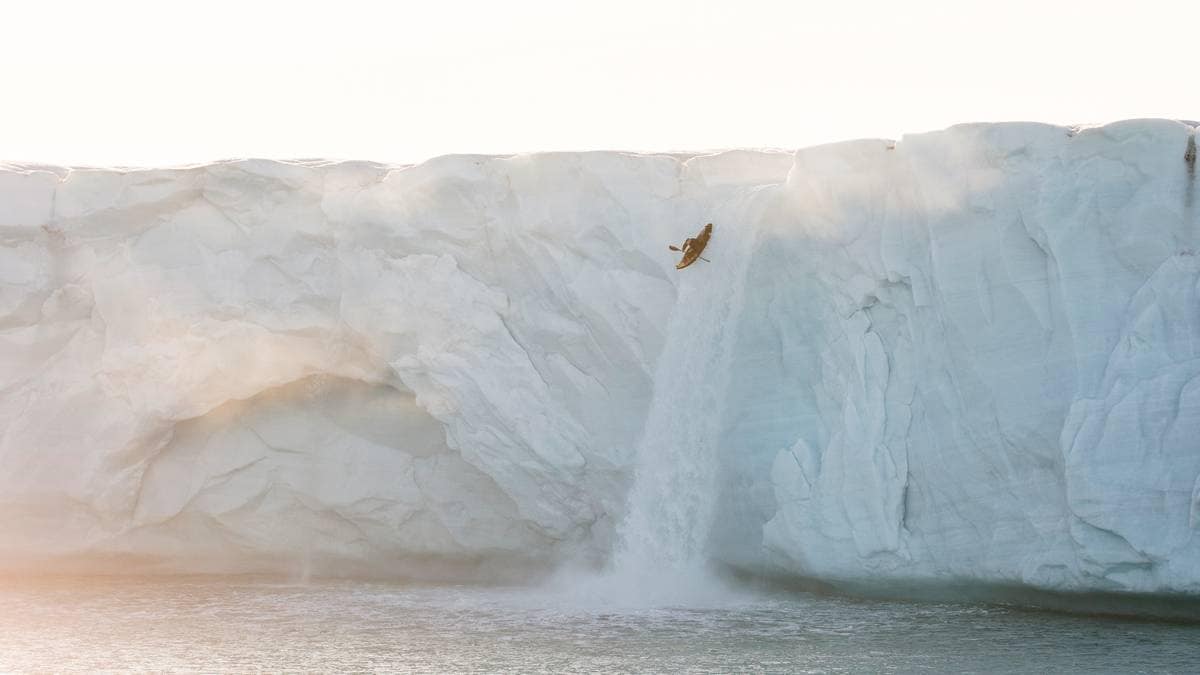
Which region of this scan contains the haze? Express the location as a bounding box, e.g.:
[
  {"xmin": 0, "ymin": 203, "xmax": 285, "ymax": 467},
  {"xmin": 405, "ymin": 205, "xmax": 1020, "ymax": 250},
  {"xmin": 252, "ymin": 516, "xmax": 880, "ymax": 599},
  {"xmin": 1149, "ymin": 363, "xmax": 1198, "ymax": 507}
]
[{"xmin": 2, "ymin": 0, "xmax": 1196, "ymax": 166}]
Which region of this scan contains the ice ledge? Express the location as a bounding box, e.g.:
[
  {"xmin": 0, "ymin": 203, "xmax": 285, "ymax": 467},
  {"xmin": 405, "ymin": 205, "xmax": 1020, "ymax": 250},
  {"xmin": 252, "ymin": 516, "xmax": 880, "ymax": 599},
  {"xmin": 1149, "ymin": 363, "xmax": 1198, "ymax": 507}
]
[{"xmin": 2, "ymin": 120, "xmax": 1199, "ymax": 614}]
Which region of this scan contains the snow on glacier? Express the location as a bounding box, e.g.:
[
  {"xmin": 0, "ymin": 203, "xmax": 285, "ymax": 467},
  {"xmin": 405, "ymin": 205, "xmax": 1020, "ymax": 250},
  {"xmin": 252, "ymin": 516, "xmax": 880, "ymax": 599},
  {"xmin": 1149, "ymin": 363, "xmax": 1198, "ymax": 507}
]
[{"xmin": 1, "ymin": 121, "xmax": 1198, "ymax": 602}]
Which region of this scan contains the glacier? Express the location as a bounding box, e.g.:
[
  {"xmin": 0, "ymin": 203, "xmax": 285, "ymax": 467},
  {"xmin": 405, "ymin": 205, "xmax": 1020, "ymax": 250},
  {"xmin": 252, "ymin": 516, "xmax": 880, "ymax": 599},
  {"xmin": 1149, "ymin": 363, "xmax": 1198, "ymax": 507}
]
[{"xmin": 2, "ymin": 120, "xmax": 1199, "ymax": 608}]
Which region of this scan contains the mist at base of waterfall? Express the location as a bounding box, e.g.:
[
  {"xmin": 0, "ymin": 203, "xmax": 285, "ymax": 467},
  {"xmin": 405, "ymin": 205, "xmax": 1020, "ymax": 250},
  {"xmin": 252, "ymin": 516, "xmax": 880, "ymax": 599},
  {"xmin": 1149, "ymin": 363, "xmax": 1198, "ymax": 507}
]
[{"xmin": 2, "ymin": 576, "xmax": 1196, "ymax": 673}]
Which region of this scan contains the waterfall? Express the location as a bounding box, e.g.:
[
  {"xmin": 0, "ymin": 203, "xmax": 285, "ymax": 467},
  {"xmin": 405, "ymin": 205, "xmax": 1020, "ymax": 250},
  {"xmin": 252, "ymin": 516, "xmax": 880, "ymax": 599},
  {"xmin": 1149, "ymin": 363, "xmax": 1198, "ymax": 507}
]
[{"xmin": 607, "ymin": 216, "xmax": 759, "ymax": 598}]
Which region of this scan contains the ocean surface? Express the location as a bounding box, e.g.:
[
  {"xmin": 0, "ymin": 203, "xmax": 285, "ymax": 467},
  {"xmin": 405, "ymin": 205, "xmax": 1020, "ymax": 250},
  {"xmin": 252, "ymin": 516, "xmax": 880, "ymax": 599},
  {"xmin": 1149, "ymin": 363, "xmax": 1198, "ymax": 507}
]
[{"xmin": 1, "ymin": 575, "xmax": 1198, "ymax": 672}]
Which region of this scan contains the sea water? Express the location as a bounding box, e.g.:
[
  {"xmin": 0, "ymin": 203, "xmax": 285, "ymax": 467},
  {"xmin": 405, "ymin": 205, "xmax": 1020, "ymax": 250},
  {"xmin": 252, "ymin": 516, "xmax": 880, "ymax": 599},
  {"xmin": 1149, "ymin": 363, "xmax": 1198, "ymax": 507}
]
[{"xmin": 1, "ymin": 575, "xmax": 1197, "ymax": 672}]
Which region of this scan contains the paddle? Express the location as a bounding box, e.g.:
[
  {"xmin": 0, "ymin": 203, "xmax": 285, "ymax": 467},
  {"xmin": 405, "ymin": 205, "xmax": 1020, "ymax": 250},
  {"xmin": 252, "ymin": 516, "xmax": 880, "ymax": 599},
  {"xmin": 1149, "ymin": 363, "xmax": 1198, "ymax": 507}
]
[{"xmin": 668, "ymin": 245, "xmax": 710, "ymax": 262}]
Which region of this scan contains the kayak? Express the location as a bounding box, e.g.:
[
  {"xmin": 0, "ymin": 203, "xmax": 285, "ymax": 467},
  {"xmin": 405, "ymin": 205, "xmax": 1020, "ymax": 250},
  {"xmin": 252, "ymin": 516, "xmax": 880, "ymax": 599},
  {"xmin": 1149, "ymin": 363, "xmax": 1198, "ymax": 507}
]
[{"xmin": 674, "ymin": 223, "xmax": 713, "ymax": 269}]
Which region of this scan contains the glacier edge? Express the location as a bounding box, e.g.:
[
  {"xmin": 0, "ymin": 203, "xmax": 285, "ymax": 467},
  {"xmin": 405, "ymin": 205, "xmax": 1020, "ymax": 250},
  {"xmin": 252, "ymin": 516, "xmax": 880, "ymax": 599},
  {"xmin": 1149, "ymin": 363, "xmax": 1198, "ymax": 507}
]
[{"xmin": 2, "ymin": 120, "xmax": 1200, "ymax": 610}]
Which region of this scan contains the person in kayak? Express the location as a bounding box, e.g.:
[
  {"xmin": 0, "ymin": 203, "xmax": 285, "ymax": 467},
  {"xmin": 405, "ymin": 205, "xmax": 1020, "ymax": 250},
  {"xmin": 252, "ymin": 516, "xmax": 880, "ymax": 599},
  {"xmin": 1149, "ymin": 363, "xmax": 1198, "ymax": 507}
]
[{"xmin": 669, "ymin": 223, "xmax": 713, "ymax": 269}]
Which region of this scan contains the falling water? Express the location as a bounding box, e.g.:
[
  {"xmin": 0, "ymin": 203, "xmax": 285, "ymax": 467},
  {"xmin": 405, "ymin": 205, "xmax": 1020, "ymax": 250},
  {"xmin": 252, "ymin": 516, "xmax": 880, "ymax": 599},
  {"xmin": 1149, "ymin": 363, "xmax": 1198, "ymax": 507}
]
[{"xmin": 607, "ymin": 217, "xmax": 759, "ymax": 601}]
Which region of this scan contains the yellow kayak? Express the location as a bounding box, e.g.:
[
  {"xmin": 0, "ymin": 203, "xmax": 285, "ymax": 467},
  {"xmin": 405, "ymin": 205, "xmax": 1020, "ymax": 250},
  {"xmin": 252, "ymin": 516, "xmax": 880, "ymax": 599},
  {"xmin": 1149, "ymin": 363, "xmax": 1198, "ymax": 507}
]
[{"xmin": 672, "ymin": 223, "xmax": 713, "ymax": 269}]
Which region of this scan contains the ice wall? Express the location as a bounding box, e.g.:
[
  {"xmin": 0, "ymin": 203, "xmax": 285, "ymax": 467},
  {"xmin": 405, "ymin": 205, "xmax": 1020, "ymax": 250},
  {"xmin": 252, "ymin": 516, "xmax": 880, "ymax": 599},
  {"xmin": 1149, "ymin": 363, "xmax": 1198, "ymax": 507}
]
[
  {"xmin": 1, "ymin": 121, "xmax": 1198, "ymax": 602},
  {"xmin": 725, "ymin": 120, "xmax": 1200, "ymax": 598}
]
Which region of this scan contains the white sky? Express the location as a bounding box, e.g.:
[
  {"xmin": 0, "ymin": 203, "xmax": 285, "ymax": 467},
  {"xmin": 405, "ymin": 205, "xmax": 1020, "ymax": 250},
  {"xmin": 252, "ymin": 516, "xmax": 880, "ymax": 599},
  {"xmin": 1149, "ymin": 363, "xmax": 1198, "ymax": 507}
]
[{"xmin": 2, "ymin": 0, "xmax": 1197, "ymax": 166}]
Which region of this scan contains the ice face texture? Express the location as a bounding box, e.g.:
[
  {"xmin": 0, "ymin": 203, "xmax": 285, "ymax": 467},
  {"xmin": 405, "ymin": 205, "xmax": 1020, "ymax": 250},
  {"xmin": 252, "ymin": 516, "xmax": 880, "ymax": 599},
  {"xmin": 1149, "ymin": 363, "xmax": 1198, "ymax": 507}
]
[{"xmin": 1, "ymin": 121, "xmax": 1198, "ymax": 601}]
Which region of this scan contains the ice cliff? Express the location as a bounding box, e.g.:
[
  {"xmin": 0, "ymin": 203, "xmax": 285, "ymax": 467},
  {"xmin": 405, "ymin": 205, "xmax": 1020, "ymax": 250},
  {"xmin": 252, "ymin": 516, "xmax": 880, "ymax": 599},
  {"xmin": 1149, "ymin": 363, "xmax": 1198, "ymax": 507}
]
[{"xmin": 2, "ymin": 120, "xmax": 1199, "ymax": 605}]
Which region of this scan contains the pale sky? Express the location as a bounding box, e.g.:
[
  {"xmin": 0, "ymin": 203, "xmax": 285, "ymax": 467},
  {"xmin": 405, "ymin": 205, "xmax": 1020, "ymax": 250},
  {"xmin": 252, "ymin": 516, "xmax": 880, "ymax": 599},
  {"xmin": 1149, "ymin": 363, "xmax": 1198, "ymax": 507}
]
[{"xmin": 2, "ymin": 0, "xmax": 1197, "ymax": 167}]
